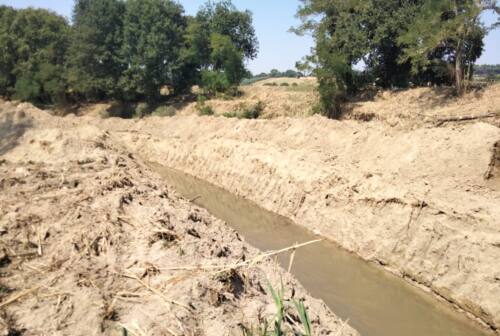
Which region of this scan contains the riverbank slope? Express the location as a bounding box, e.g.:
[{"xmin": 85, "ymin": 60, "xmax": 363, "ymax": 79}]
[
  {"xmin": 0, "ymin": 102, "xmax": 356, "ymax": 336},
  {"xmin": 85, "ymin": 88, "xmax": 500, "ymax": 332}
]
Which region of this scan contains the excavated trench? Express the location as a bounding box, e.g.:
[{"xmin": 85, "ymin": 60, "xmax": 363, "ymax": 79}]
[{"xmin": 150, "ymin": 163, "xmax": 492, "ymax": 336}]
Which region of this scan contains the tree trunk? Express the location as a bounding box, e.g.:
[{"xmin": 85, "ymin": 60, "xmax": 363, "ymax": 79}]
[
  {"xmin": 455, "ymin": 39, "xmax": 464, "ymax": 95},
  {"xmin": 453, "ymin": 0, "xmax": 465, "ymax": 96}
]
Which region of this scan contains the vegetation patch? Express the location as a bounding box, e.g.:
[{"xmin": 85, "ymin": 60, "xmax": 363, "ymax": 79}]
[
  {"xmin": 151, "ymin": 105, "xmax": 177, "ymax": 117},
  {"xmin": 0, "ymin": 0, "xmax": 258, "ymax": 112},
  {"xmin": 293, "ymin": 0, "xmax": 500, "ymax": 118},
  {"xmin": 241, "ymin": 281, "xmax": 315, "ymax": 336},
  {"xmin": 220, "ymin": 101, "xmax": 265, "ymax": 119}
]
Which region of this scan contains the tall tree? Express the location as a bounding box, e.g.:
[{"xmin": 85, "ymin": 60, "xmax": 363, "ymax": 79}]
[
  {"xmin": 196, "ymin": 0, "xmax": 258, "ymax": 61},
  {"xmin": 6, "ymin": 8, "xmax": 69, "ymax": 104},
  {"xmin": 200, "ymin": 33, "xmax": 246, "ymax": 93},
  {"xmin": 120, "ymin": 0, "xmax": 186, "ymax": 102},
  {"xmin": 67, "ymin": 0, "xmax": 125, "ymax": 100},
  {"xmin": 0, "ymin": 6, "xmax": 17, "ymax": 96},
  {"xmin": 184, "ymin": 0, "xmax": 258, "ymax": 93},
  {"xmin": 293, "ymin": 0, "xmax": 427, "ymax": 117},
  {"xmin": 294, "ymin": 0, "xmax": 497, "ymax": 116},
  {"xmin": 295, "ymin": 0, "xmax": 422, "ymax": 89},
  {"xmin": 400, "ymin": 0, "xmax": 499, "ymax": 94}
]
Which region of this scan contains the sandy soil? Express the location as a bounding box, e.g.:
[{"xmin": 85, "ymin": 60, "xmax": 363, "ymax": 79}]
[
  {"xmin": 0, "ymin": 101, "xmax": 357, "ymax": 336},
  {"xmin": 70, "ymin": 85, "xmax": 500, "ymax": 333},
  {"xmin": 1, "ymin": 83, "xmax": 499, "ymax": 334},
  {"xmin": 345, "ymin": 84, "xmax": 500, "ymax": 129},
  {"xmin": 167, "ymin": 79, "xmax": 500, "ymax": 127},
  {"xmin": 176, "ymin": 77, "xmax": 318, "ymax": 118}
]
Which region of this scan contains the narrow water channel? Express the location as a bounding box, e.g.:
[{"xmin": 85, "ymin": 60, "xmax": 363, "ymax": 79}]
[{"xmin": 151, "ymin": 163, "xmax": 491, "ymax": 336}]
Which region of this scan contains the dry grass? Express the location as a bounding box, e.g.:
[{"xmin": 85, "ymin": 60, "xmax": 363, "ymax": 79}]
[{"xmin": 176, "ymin": 77, "xmax": 318, "ymax": 118}]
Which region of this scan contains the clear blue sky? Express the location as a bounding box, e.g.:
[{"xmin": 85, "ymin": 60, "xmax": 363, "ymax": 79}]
[{"xmin": 0, "ymin": 0, "xmax": 498, "ymax": 74}]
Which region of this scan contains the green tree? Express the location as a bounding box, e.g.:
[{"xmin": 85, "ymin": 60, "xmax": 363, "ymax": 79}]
[
  {"xmin": 295, "ymin": 0, "xmax": 422, "ymax": 88},
  {"xmin": 7, "ymin": 8, "xmax": 69, "ymax": 104},
  {"xmin": 211, "ymin": 33, "xmax": 246, "ymax": 83},
  {"xmin": 399, "ymin": 0, "xmax": 499, "ymax": 94},
  {"xmin": 67, "ymin": 0, "xmax": 125, "ymax": 100},
  {"xmin": 185, "ymin": 0, "xmax": 258, "ymax": 93},
  {"xmin": 270, "ymin": 69, "xmax": 280, "ymax": 77},
  {"xmin": 196, "ymin": 0, "xmax": 258, "ymax": 60},
  {"xmin": 120, "ymin": 0, "xmax": 186, "ymax": 102},
  {"xmin": 294, "ymin": 0, "xmax": 497, "ymax": 116},
  {"xmin": 0, "ymin": 6, "xmax": 17, "ymax": 96},
  {"xmin": 199, "ymin": 33, "xmax": 247, "ymax": 94}
]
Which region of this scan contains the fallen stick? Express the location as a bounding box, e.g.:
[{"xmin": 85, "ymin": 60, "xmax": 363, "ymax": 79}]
[
  {"xmin": 139, "ymin": 239, "xmax": 322, "ymax": 272},
  {"xmin": 37, "ymin": 230, "xmax": 43, "ymax": 256},
  {"xmin": 189, "ymin": 195, "xmax": 202, "ymax": 202},
  {"xmin": 288, "ymin": 247, "xmax": 297, "ymax": 273},
  {"xmin": 0, "ymin": 285, "xmax": 43, "ymax": 308},
  {"xmin": 119, "ymin": 273, "xmax": 193, "ymax": 311},
  {"xmin": 247, "ymin": 239, "xmax": 322, "ymax": 266},
  {"xmin": 435, "ymin": 112, "xmax": 500, "ymax": 126}
]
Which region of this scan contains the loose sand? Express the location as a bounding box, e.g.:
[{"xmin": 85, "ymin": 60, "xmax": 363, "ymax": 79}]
[
  {"xmin": 0, "ymin": 102, "xmax": 357, "ymax": 336},
  {"xmin": 80, "ymin": 84, "xmax": 500, "ymax": 333},
  {"xmin": 1, "ymin": 83, "xmax": 499, "ymax": 334}
]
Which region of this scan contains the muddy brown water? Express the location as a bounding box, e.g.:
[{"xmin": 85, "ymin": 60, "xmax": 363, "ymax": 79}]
[{"xmin": 151, "ymin": 163, "xmax": 491, "ymax": 336}]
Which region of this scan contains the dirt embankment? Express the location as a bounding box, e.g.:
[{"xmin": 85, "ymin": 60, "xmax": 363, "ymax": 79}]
[
  {"xmin": 87, "ymin": 100, "xmax": 500, "ymax": 332},
  {"xmin": 344, "ymin": 84, "xmax": 500, "ymax": 128},
  {"xmin": 168, "ymin": 81, "xmax": 500, "ymax": 126},
  {"xmin": 0, "ymin": 102, "xmax": 357, "ymax": 336},
  {"xmin": 177, "ymin": 77, "xmax": 318, "ymax": 118}
]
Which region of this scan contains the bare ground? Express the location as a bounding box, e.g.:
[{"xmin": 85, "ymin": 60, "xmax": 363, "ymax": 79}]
[
  {"xmin": 0, "ymin": 102, "xmax": 357, "ymax": 336},
  {"xmin": 70, "ymin": 84, "xmax": 500, "ymax": 333},
  {"xmin": 2, "ymin": 83, "xmax": 500, "ymax": 334}
]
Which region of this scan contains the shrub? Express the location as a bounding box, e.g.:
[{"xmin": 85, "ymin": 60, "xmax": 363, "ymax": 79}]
[
  {"xmin": 197, "ymin": 95, "xmax": 208, "ymax": 105},
  {"xmin": 292, "ymin": 82, "xmax": 298, "ymax": 87},
  {"xmin": 195, "ymin": 95, "xmax": 214, "ymax": 116},
  {"xmin": 133, "ymin": 102, "xmax": 151, "ymax": 118},
  {"xmin": 103, "ymin": 101, "xmax": 139, "ymax": 119},
  {"xmin": 198, "ymin": 105, "xmax": 214, "ymax": 116},
  {"xmin": 222, "ymin": 111, "xmax": 238, "ymax": 118},
  {"xmin": 280, "ymin": 82, "xmax": 290, "ymax": 87},
  {"xmin": 225, "ymin": 86, "xmax": 242, "ymax": 98},
  {"xmin": 263, "ymin": 82, "xmax": 278, "ymax": 87},
  {"xmin": 241, "ymin": 101, "xmax": 264, "ymax": 119},
  {"xmin": 201, "ymin": 70, "xmax": 231, "ymax": 94},
  {"xmin": 152, "ymin": 105, "xmax": 177, "ymax": 117}
]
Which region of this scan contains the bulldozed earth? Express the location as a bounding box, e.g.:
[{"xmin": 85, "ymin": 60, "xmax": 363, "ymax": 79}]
[
  {"xmin": 0, "ymin": 102, "xmax": 356, "ymax": 336},
  {"xmin": 1, "ymin": 82, "xmax": 500, "ymax": 335}
]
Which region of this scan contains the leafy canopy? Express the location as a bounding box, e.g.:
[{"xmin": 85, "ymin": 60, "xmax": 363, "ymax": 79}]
[
  {"xmin": 67, "ymin": 0, "xmax": 126, "ymax": 100},
  {"xmin": 0, "ymin": 7, "xmax": 70, "ymax": 104},
  {"xmin": 120, "ymin": 0, "xmax": 187, "ymax": 102},
  {"xmin": 294, "ymin": 0, "xmax": 499, "ymax": 117}
]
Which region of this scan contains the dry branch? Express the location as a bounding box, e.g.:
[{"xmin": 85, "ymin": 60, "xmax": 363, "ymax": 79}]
[
  {"xmin": 119, "ymin": 273, "xmax": 193, "ymax": 311},
  {"xmin": 189, "ymin": 195, "xmax": 202, "ymax": 202},
  {"xmin": 136, "ymin": 239, "xmax": 322, "ymax": 273},
  {"xmin": 435, "ymin": 112, "xmax": 500, "ymax": 126},
  {"xmin": 0, "ymin": 285, "xmax": 43, "ymax": 308}
]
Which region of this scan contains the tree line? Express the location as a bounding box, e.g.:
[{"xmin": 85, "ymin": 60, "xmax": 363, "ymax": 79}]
[
  {"xmin": 241, "ymin": 69, "xmax": 304, "ymax": 85},
  {"xmin": 474, "ymin": 64, "xmax": 500, "ymax": 77},
  {"xmin": 294, "ymin": 0, "xmax": 500, "ymax": 118},
  {"xmin": 0, "ymin": 0, "xmax": 258, "ymax": 106}
]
